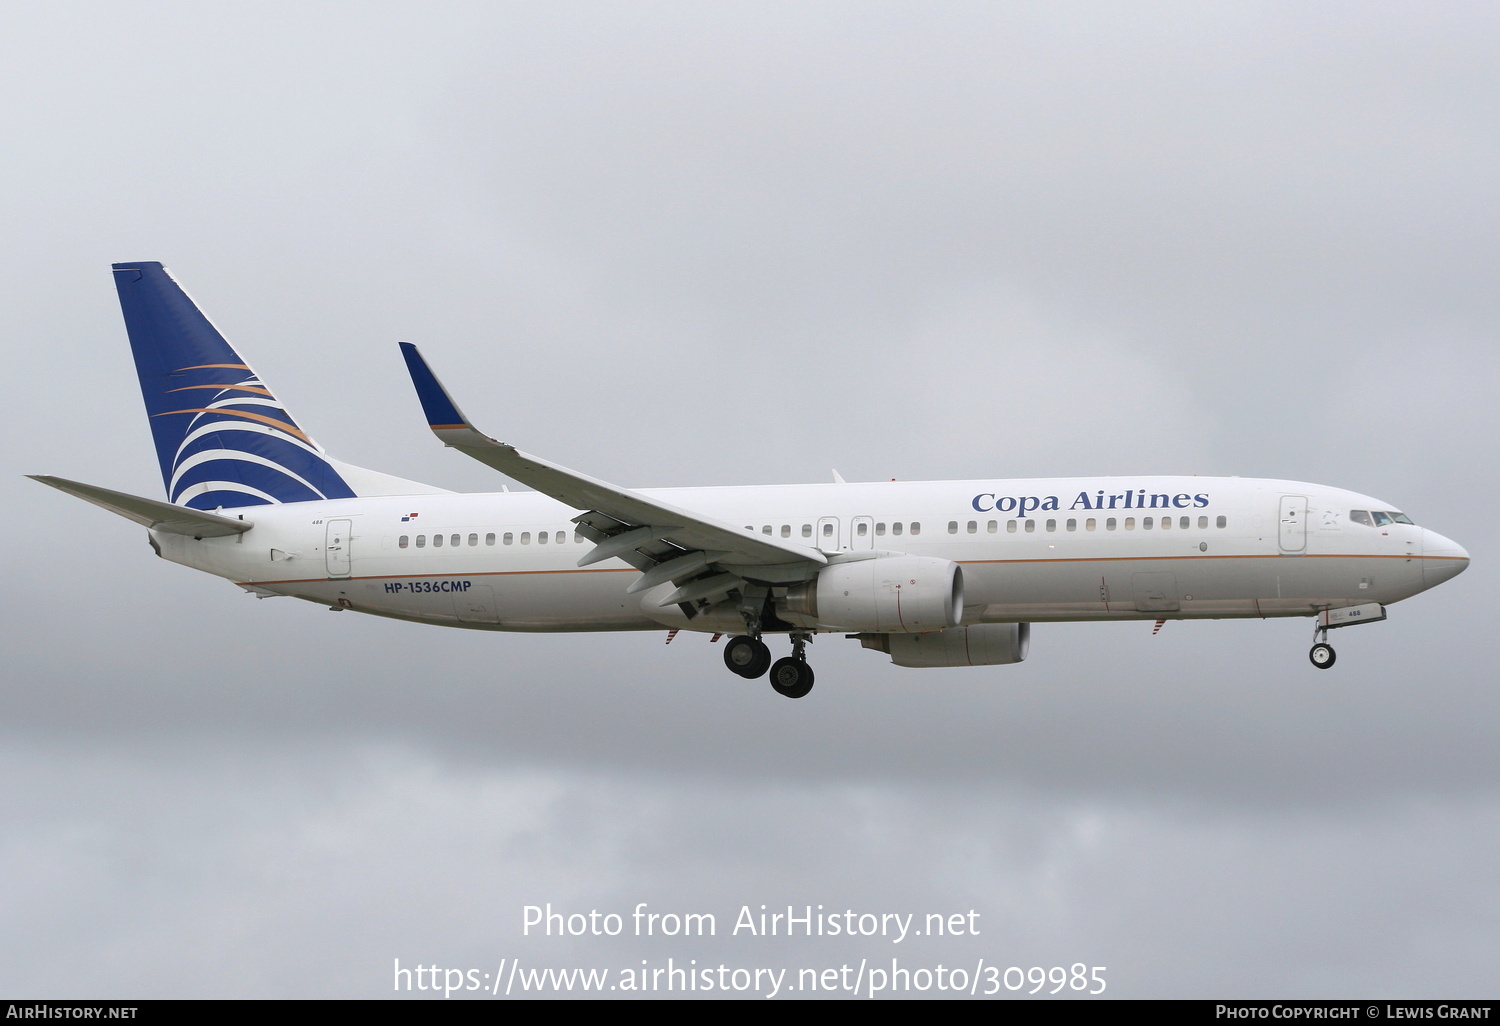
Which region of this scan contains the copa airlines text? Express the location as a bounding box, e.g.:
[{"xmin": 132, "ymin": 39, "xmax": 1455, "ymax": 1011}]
[{"xmin": 31, "ymin": 263, "xmax": 1470, "ymax": 698}]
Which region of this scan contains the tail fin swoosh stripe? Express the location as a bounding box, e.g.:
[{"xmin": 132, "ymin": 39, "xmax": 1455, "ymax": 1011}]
[
  {"xmin": 166, "ymin": 384, "xmax": 276, "ymax": 397},
  {"xmin": 169, "ymin": 450, "xmax": 331, "ymax": 504},
  {"xmin": 150, "ymin": 407, "xmax": 314, "ymax": 443},
  {"xmin": 169, "ymin": 431, "xmax": 356, "ymax": 504},
  {"xmin": 172, "ymin": 421, "xmax": 330, "ymax": 466},
  {"xmin": 176, "ymin": 483, "xmax": 278, "ymax": 508},
  {"xmin": 183, "ymin": 394, "xmax": 310, "ymax": 422},
  {"xmin": 174, "ymin": 363, "xmax": 250, "ymax": 371},
  {"xmin": 172, "ymin": 460, "xmax": 325, "ymax": 506}
]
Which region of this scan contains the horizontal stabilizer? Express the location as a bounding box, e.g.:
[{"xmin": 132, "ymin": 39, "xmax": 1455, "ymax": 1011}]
[{"xmin": 29, "ymin": 476, "xmax": 253, "ymax": 537}]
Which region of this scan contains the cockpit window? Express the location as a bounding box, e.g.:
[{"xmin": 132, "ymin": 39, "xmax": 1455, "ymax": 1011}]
[
  {"xmin": 1388, "ymin": 512, "xmax": 1414, "ymax": 525},
  {"xmin": 1371, "ymin": 511, "xmax": 1393, "ymax": 527},
  {"xmin": 1350, "ymin": 510, "xmax": 1373, "ymax": 527}
]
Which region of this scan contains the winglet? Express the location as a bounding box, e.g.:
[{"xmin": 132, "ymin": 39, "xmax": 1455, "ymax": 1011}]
[{"xmin": 399, "ymin": 342, "xmax": 475, "ymax": 431}]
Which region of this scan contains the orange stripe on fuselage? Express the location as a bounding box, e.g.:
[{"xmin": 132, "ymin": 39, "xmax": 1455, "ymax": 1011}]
[
  {"xmin": 239, "ymin": 551, "xmax": 1464, "ymax": 589},
  {"xmin": 243, "ymin": 566, "xmax": 637, "ymax": 587}
]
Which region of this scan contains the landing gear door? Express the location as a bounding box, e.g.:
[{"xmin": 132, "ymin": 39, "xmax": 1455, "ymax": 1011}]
[
  {"xmin": 1279, "ymin": 495, "xmax": 1307, "ymax": 555},
  {"xmin": 326, "ymin": 519, "xmax": 352, "ymax": 578}
]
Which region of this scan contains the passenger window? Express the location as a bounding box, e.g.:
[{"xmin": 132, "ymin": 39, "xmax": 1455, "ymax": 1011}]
[
  {"xmin": 876, "ymin": 523, "xmax": 886, "ymax": 536},
  {"xmin": 486, "ymin": 533, "xmax": 496, "ymax": 545},
  {"xmin": 1160, "ymin": 517, "xmax": 1170, "ymax": 530},
  {"xmin": 450, "ymin": 534, "xmax": 459, "ymax": 547},
  {"xmin": 538, "ymin": 531, "xmax": 548, "ymax": 544},
  {"xmin": 1107, "ymin": 518, "xmax": 1117, "ymax": 530},
  {"xmin": 892, "ymin": 522, "xmax": 903, "ymax": 536},
  {"xmin": 468, "ymin": 533, "xmax": 478, "ymax": 546},
  {"xmin": 762, "ymin": 525, "xmax": 772, "ymax": 535},
  {"xmin": 1087, "ymin": 518, "xmax": 1097, "ymax": 531},
  {"xmin": 1046, "ymin": 519, "xmax": 1057, "ymax": 532},
  {"xmin": 503, "ymin": 532, "xmax": 513, "ymax": 545},
  {"xmin": 1216, "ymin": 516, "xmax": 1227, "ymax": 528},
  {"xmin": 556, "ymin": 531, "xmax": 565, "ymax": 544},
  {"xmin": 1067, "ymin": 519, "xmax": 1077, "ymax": 532},
  {"xmin": 911, "ymin": 523, "xmax": 921, "ymax": 536},
  {"xmin": 416, "ymin": 535, "xmax": 426, "ymax": 547},
  {"xmin": 781, "ymin": 524, "xmax": 791, "ymax": 538},
  {"xmin": 520, "ymin": 532, "xmax": 530, "ymax": 544},
  {"xmin": 857, "ymin": 522, "xmax": 868, "ymax": 537},
  {"xmin": 399, "ymin": 535, "xmax": 409, "ymax": 549},
  {"xmin": 987, "ymin": 520, "xmax": 997, "ymax": 533},
  {"xmin": 1180, "ymin": 516, "xmax": 1189, "ymax": 530},
  {"xmin": 802, "ymin": 524, "xmax": 812, "ymax": 538},
  {"xmin": 1197, "ymin": 516, "xmax": 1208, "ymax": 529},
  {"xmin": 967, "ymin": 521, "xmax": 977, "ymax": 534},
  {"xmin": 1024, "ymin": 520, "xmax": 1035, "ymax": 533},
  {"xmin": 1125, "ymin": 517, "xmax": 1136, "ymax": 530},
  {"xmin": 948, "ymin": 521, "xmax": 958, "ymax": 534},
  {"xmin": 1143, "ymin": 517, "xmax": 1153, "ymax": 529},
  {"xmin": 822, "ymin": 523, "xmax": 834, "ymax": 537},
  {"xmin": 433, "ymin": 534, "xmax": 444, "ymax": 547},
  {"xmin": 1007, "ymin": 520, "xmax": 1017, "ymax": 533}
]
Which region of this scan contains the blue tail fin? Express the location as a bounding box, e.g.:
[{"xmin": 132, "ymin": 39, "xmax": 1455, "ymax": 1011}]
[{"xmin": 113, "ymin": 262, "xmax": 358, "ymax": 510}]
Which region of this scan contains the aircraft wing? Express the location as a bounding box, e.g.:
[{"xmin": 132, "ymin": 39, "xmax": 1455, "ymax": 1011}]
[
  {"xmin": 29, "ymin": 476, "xmax": 253, "ymax": 537},
  {"xmin": 399, "ymin": 344, "xmax": 826, "ymax": 599}
]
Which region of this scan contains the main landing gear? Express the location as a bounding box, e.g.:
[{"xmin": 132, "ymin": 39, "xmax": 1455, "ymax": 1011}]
[
  {"xmin": 723, "ymin": 635, "xmax": 772, "ymax": 679},
  {"xmin": 1309, "ymin": 623, "xmax": 1336, "ymax": 669},
  {"xmin": 723, "ymin": 632, "xmax": 815, "ymax": 699}
]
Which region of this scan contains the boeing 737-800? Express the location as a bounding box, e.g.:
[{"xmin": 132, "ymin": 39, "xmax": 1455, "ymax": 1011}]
[{"xmin": 30, "ymin": 263, "xmax": 1470, "ymax": 698}]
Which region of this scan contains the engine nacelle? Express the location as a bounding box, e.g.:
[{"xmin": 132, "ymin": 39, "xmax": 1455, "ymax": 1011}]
[
  {"xmin": 785, "ymin": 556, "xmax": 963, "ymax": 633},
  {"xmin": 858, "ymin": 623, "xmax": 1030, "ymax": 668}
]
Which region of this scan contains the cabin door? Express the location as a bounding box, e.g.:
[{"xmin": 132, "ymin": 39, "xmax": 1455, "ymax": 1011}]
[
  {"xmin": 1278, "ymin": 495, "xmax": 1307, "ymax": 555},
  {"xmin": 325, "ymin": 519, "xmax": 352, "ymax": 578}
]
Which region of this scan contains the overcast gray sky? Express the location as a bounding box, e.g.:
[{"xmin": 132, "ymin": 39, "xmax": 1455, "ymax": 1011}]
[{"xmin": 3, "ymin": 1, "xmax": 1496, "ymax": 999}]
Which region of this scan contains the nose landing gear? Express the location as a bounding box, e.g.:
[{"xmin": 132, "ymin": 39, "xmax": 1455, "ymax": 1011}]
[{"xmin": 1309, "ymin": 623, "xmax": 1336, "ymax": 669}]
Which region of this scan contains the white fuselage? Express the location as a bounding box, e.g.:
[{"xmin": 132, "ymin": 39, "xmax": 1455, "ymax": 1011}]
[{"xmin": 154, "ymin": 476, "xmax": 1468, "ymax": 634}]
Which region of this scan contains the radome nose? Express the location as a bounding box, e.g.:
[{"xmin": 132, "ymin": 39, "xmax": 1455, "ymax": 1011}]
[{"xmin": 1422, "ymin": 529, "xmax": 1470, "ymax": 587}]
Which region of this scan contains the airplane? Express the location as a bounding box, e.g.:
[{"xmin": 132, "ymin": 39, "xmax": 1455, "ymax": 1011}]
[{"xmin": 30, "ymin": 262, "xmax": 1471, "ymax": 699}]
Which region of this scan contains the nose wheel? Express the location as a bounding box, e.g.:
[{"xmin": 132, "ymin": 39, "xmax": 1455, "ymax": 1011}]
[{"xmin": 1308, "ymin": 624, "xmax": 1336, "ymax": 669}]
